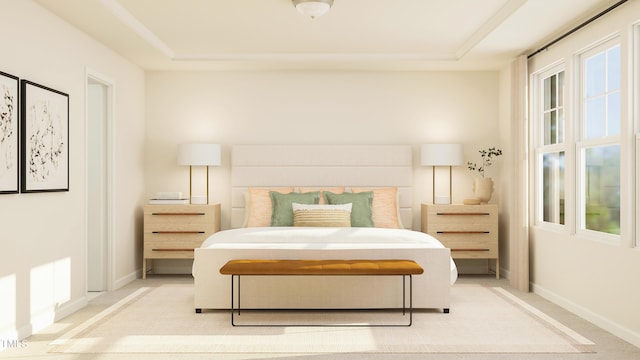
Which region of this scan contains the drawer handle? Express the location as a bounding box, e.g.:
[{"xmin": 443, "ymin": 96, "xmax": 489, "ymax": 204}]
[
  {"xmin": 152, "ymin": 248, "xmax": 195, "ymax": 252},
  {"xmin": 436, "ymin": 212, "xmax": 490, "ymax": 216},
  {"xmin": 437, "ymin": 231, "xmax": 490, "ymax": 234},
  {"xmin": 152, "ymin": 212, "xmax": 206, "ymax": 216},
  {"xmin": 452, "ymin": 249, "xmax": 490, "ymax": 252},
  {"xmin": 152, "ymin": 231, "xmax": 205, "ymax": 234}
]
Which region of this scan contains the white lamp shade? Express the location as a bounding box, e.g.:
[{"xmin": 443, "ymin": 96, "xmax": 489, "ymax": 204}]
[
  {"xmin": 421, "ymin": 144, "xmax": 464, "ymax": 166},
  {"xmin": 178, "ymin": 144, "xmax": 221, "ymax": 166}
]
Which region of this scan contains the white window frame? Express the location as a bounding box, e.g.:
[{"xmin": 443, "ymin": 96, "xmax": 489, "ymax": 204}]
[
  {"xmin": 532, "ymin": 62, "xmax": 568, "ymax": 232},
  {"xmin": 574, "ymin": 37, "xmax": 622, "ymax": 244}
]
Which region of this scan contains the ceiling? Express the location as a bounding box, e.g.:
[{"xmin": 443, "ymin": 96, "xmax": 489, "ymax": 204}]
[{"xmin": 34, "ymin": 0, "xmax": 622, "ymax": 71}]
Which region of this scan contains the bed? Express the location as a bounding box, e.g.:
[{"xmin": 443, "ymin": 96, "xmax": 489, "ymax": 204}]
[{"xmin": 192, "ymin": 145, "xmax": 456, "ymax": 311}]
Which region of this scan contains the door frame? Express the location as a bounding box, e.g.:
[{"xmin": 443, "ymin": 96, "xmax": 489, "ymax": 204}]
[{"xmin": 85, "ymin": 68, "xmax": 115, "ymax": 293}]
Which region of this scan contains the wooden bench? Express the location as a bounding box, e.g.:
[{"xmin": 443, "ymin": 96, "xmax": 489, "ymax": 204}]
[{"xmin": 219, "ymin": 259, "xmax": 424, "ymax": 327}]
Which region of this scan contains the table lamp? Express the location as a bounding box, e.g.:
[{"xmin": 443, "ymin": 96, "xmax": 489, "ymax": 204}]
[
  {"xmin": 178, "ymin": 143, "xmax": 221, "ymax": 204},
  {"xmin": 421, "ymin": 144, "xmax": 464, "ymax": 204}
]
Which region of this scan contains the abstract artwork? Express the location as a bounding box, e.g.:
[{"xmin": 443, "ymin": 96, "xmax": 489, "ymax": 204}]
[
  {"xmin": 21, "ymin": 80, "xmax": 69, "ymax": 192},
  {"xmin": 0, "ymin": 71, "xmax": 19, "ymax": 194}
]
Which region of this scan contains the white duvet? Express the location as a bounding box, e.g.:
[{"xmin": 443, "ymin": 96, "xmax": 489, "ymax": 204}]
[{"xmin": 197, "ymin": 227, "xmax": 458, "ymax": 284}]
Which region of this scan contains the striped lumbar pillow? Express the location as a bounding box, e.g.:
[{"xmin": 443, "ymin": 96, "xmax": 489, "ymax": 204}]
[{"xmin": 292, "ymin": 203, "xmax": 352, "ymax": 227}]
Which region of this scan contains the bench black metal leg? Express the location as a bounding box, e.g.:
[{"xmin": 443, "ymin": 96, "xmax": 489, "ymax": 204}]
[
  {"xmin": 230, "ymin": 275, "xmax": 235, "ymax": 326},
  {"xmin": 409, "ymin": 275, "xmax": 413, "ymax": 326},
  {"xmin": 402, "ymin": 275, "xmax": 406, "ymax": 316},
  {"xmin": 229, "ymin": 274, "xmax": 414, "ymax": 327},
  {"xmin": 402, "ymin": 274, "xmax": 414, "ymax": 326},
  {"xmin": 231, "ymin": 275, "xmax": 243, "ymax": 326}
]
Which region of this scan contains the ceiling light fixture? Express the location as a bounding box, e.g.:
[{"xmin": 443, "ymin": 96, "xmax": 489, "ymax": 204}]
[{"xmin": 292, "ymin": 0, "xmax": 334, "ymax": 19}]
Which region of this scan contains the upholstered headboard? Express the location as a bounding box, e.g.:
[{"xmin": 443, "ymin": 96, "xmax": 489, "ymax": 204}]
[{"xmin": 230, "ymin": 145, "xmax": 413, "ymax": 229}]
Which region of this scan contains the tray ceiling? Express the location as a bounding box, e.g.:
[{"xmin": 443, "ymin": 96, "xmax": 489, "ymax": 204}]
[{"xmin": 34, "ymin": 0, "xmax": 622, "ymax": 71}]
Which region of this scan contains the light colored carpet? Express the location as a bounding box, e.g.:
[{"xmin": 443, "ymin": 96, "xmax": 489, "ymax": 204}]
[{"xmin": 50, "ymin": 283, "xmax": 594, "ymax": 354}]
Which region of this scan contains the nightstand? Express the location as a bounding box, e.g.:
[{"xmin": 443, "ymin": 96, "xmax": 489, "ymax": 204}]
[
  {"xmin": 421, "ymin": 204, "xmax": 499, "ymax": 279},
  {"xmin": 143, "ymin": 203, "xmax": 221, "ymax": 279}
]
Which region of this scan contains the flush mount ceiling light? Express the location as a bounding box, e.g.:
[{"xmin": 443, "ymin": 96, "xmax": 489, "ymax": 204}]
[{"xmin": 292, "ymin": 0, "xmax": 334, "ymax": 19}]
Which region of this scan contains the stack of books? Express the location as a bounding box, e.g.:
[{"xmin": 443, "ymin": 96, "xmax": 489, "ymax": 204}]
[{"xmin": 148, "ymin": 192, "xmax": 189, "ymax": 205}]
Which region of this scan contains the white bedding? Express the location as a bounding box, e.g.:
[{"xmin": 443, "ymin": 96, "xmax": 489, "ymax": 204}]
[
  {"xmin": 196, "ymin": 227, "xmax": 458, "ymax": 284},
  {"xmin": 192, "ymin": 227, "xmax": 457, "ymax": 311}
]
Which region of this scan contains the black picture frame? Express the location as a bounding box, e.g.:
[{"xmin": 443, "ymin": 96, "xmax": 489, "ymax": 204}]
[
  {"xmin": 20, "ymin": 80, "xmax": 69, "ymax": 193},
  {"xmin": 0, "ymin": 71, "xmax": 19, "ymax": 194}
]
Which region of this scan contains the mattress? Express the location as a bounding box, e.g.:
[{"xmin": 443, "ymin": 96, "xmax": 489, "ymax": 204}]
[{"xmin": 195, "ymin": 227, "xmax": 458, "ymax": 285}]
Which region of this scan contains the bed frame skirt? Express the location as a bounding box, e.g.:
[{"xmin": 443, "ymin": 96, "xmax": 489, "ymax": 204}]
[{"xmin": 193, "ymin": 247, "xmax": 452, "ymax": 311}]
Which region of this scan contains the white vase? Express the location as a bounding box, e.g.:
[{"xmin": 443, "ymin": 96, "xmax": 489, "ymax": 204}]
[{"xmin": 473, "ymin": 177, "xmax": 494, "ymax": 204}]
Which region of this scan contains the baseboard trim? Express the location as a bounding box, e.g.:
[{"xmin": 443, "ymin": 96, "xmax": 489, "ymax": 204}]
[
  {"xmin": 113, "ymin": 269, "xmax": 139, "ymax": 290},
  {"xmin": 54, "ymin": 297, "xmax": 88, "ymax": 323},
  {"xmin": 14, "ymin": 296, "xmax": 89, "ymax": 342},
  {"xmin": 5, "ymin": 270, "xmax": 141, "ymax": 345},
  {"xmin": 532, "ymin": 282, "xmax": 640, "ymax": 348},
  {"xmin": 16, "ymin": 322, "xmax": 30, "ymax": 340},
  {"xmin": 499, "ymin": 267, "xmax": 510, "ymax": 280}
]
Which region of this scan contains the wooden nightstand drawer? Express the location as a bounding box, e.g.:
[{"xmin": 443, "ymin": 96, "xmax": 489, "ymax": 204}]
[
  {"xmin": 144, "ymin": 223, "xmax": 214, "ymax": 233},
  {"xmin": 145, "ymin": 234, "xmax": 204, "ymax": 250},
  {"xmin": 144, "ymin": 205, "xmax": 216, "ymax": 226},
  {"xmin": 450, "ymin": 249, "xmax": 497, "ymax": 258},
  {"xmin": 428, "ymin": 233, "xmax": 496, "ymax": 245},
  {"xmin": 422, "ymin": 203, "xmax": 499, "ymax": 278},
  {"xmin": 441, "ymin": 238, "xmax": 497, "ymax": 254},
  {"xmin": 427, "ymin": 223, "xmax": 497, "ymax": 234},
  {"xmin": 425, "ymin": 205, "xmax": 497, "ymax": 225},
  {"xmin": 143, "ymin": 203, "xmax": 221, "ymax": 278},
  {"xmin": 144, "ymin": 249, "xmax": 195, "ymax": 259}
]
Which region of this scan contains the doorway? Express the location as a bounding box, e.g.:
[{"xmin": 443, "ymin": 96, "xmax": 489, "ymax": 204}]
[{"xmin": 86, "ymin": 71, "xmax": 114, "ymax": 293}]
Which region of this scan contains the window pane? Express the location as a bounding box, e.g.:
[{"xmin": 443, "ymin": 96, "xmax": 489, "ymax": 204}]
[
  {"xmin": 585, "ymin": 96, "xmax": 606, "ymax": 138},
  {"xmin": 542, "ymin": 71, "xmax": 564, "ymax": 145},
  {"xmin": 543, "ymin": 152, "xmax": 565, "ymax": 224},
  {"xmin": 558, "ymin": 71, "xmax": 565, "ymax": 107},
  {"xmin": 584, "ymin": 145, "xmax": 620, "ymax": 235},
  {"xmin": 543, "ymin": 76, "xmax": 552, "ymax": 110},
  {"xmin": 557, "ymin": 108, "xmax": 564, "ymax": 143},
  {"xmin": 583, "ymin": 44, "xmax": 620, "ymax": 139},
  {"xmin": 544, "ymin": 111, "xmax": 557, "ymax": 145},
  {"xmin": 585, "ymin": 52, "xmax": 605, "ymax": 97},
  {"xmin": 607, "ymin": 45, "xmax": 620, "ymax": 91},
  {"xmin": 607, "ymin": 91, "xmax": 620, "ymax": 135},
  {"xmin": 550, "ymin": 74, "xmax": 557, "ymax": 109}
]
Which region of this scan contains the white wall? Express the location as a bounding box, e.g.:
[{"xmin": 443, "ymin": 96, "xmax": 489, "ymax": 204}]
[
  {"xmin": 0, "ymin": 0, "xmax": 145, "ymax": 341},
  {"xmin": 144, "ymin": 70, "xmax": 503, "ymax": 272},
  {"xmin": 528, "ymin": 1, "xmax": 640, "ymax": 347}
]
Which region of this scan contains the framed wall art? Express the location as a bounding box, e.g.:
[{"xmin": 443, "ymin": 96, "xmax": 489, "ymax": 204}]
[
  {"xmin": 0, "ymin": 71, "xmax": 19, "ymax": 194},
  {"xmin": 20, "ymin": 80, "xmax": 69, "ymax": 193}
]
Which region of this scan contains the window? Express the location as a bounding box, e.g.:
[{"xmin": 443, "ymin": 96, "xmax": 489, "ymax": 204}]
[
  {"xmin": 583, "ymin": 145, "xmax": 620, "ymax": 234},
  {"xmin": 535, "ymin": 67, "xmax": 565, "ymax": 225},
  {"xmin": 543, "ymin": 71, "xmax": 565, "ymax": 145},
  {"xmin": 542, "ymin": 151, "xmax": 565, "ymax": 224},
  {"xmin": 578, "ymin": 42, "xmax": 621, "ymax": 236}
]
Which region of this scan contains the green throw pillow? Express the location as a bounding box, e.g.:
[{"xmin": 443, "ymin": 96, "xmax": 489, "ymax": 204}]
[
  {"xmin": 270, "ymin": 191, "xmax": 320, "ymax": 226},
  {"xmin": 323, "ymin": 191, "xmax": 374, "ymax": 227}
]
